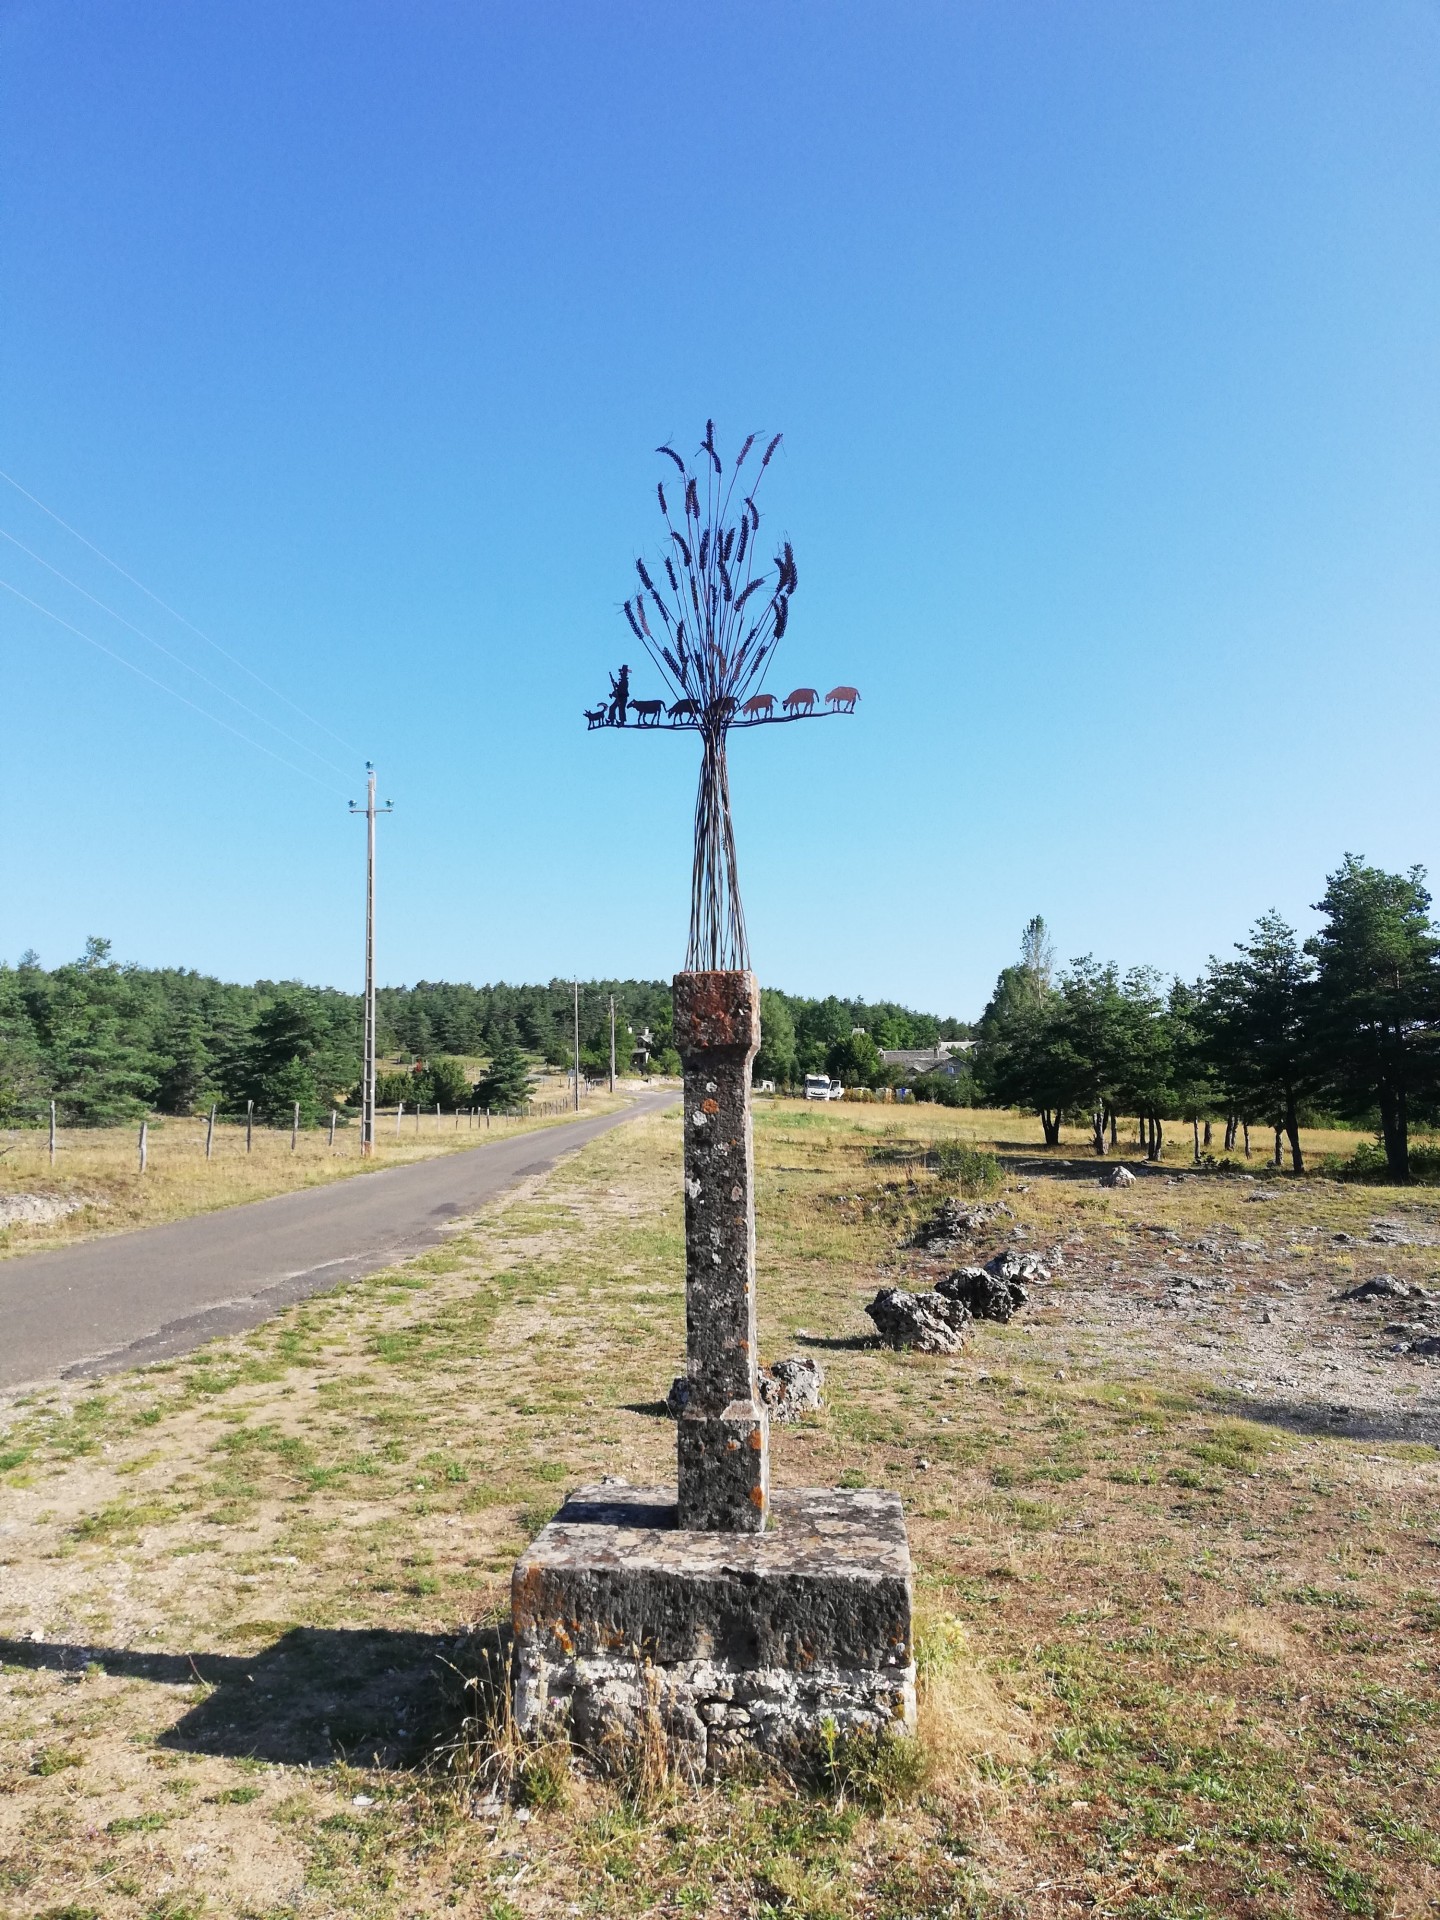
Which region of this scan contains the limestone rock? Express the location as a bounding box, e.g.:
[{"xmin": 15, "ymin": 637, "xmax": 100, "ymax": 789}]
[
  {"xmin": 1369, "ymin": 1219, "xmax": 1428, "ymax": 1247},
  {"xmin": 669, "ymin": 1354, "xmax": 826, "ymax": 1422},
  {"xmin": 759, "ymin": 1355, "xmax": 825, "ymax": 1422},
  {"xmin": 865, "ymin": 1286, "xmax": 971, "ymax": 1353},
  {"xmin": 939, "ymin": 1265, "xmax": 1027, "ymax": 1323},
  {"xmin": 1339, "ymin": 1275, "xmax": 1412, "ymax": 1303},
  {"xmin": 986, "ymin": 1248, "xmax": 1051, "ymax": 1285},
  {"xmin": 909, "ymin": 1199, "xmax": 1012, "ymax": 1250},
  {"xmin": 1105, "ymin": 1166, "xmax": 1137, "ymax": 1188}
]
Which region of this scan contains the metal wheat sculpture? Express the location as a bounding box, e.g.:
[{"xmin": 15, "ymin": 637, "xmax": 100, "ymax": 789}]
[{"xmin": 590, "ymin": 423, "xmax": 856, "ymax": 973}]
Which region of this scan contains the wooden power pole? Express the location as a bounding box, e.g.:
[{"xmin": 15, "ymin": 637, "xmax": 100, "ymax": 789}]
[
  {"xmin": 573, "ymin": 979, "xmax": 581, "ymax": 1110},
  {"xmin": 350, "ymin": 765, "xmax": 394, "ymax": 1157},
  {"xmin": 609, "ymin": 994, "xmax": 616, "ymax": 1093}
]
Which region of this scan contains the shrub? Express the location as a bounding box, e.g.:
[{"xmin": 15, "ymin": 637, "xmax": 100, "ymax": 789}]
[
  {"xmin": 933, "ymin": 1142, "xmax": 1002, "ymax": 1195},
  {"xmin": 414, "ymin": 1054, "xmax": 473, "ymax": 1109},
  {"xmin": 1326, "ymin": 1137, "xmax": 1440, "ymax": 1184}
]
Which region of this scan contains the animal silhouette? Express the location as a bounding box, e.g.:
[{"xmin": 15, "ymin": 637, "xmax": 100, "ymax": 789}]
[
  {"xmin": 584, "ymin": 705, "xmax": 607, "ymax": 727},
  {"xmin": 632, "ymin": 699, "xmax": 665, "ymax": 725},
  {"xmin": 783, "ymin": 687, "xmax": 818, "ymax": 715},
  {"xmin": 710, "ymin": 696, "xmax": 739, "ymax": 722},
  {"xmin": 741, "ymin": 693, "xmax": 775, "ymax": 719},
  {"xmin": 667, "ymin": 698, "xmax": 699, "ymax": 721},
  {"xmin": 825, "ymin": 685, "xmax": 860, "ymax": 712}
]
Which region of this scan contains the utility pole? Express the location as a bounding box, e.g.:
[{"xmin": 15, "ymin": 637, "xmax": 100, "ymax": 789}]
[
  {"xmin": 609, "ymin": 994, "xmax": 616, "ymax": 1093},
  {"xmin": 350, "ymin": 764, "xmax": 394, "ymax": 1158},
  {"xmin": 573, "ymin": 979, "xmax": 581, "ymax": 1111}
]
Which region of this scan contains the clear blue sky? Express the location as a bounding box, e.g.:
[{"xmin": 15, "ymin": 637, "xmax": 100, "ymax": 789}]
[{"xmin": 2, "ymin": 2, "xmax": 1436, "ymax": 1018}]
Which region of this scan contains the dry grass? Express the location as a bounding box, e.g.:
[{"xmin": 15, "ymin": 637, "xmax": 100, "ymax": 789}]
[
  {"xmin": 777, "ymin": 1094, "xmax": 1376, "ymax": 1164},
  {"xmin": 0, "ymin": 1080, "xmax": 632, "ymax": 1260},
  {"xmin": 0, "ymin": 1100, "xmax": 1436, "ymax": 1918}
]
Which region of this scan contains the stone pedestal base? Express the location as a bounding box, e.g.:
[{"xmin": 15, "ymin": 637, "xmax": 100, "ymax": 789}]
[{"xmin": 511, "ymin": 1484, "xmax": 914, "ymax": 1775}]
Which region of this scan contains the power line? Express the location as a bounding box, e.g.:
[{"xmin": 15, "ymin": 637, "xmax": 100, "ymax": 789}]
[
  {"xmin": 0, "ymin": 526, "xmax": 352, "ymax": 779},
  {"xmin": 0, "ymin": 464, "xmax": 364, "ymax": 756},
  {"xmin": 0, "ymin": 575, "xmax": 349, "ymax": 795}
]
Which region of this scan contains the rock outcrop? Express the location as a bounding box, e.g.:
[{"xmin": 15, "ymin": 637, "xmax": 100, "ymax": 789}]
[
  {"xmin": 940, "ymin": 1265, "xmax": 1027, "ymax": 1323},
  {"xmin": 668, "ymin": 1354, "xmax": 826, "ymax": 1422},
  {"xmin": 865, "ymin": 1286, "xmax": 971, "ymax": 1353},
  {"xmin": 909, "ymin": 1199, "xmax": 1012, "ymax": 1251}
]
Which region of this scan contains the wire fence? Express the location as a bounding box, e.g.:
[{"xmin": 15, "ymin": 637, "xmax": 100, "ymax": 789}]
[{"xmin": 0, "ymin": 1089, "xmax": 600, "ymax": 1170}]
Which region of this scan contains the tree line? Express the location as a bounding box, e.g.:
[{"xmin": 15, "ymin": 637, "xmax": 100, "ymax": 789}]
[
  {"xmin": 974, "ymin": 856, "xmax": 1440, "ymax": 1182},
  {"xmin": 14, "ymin": 854, "xmax": 1424, "ymax": 1174},
  {"xmin": 0, "ymin": 942, "xmax": 963, "ymax": 1127}
]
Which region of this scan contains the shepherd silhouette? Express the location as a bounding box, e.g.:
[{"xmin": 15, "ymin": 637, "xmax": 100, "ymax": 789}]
[{"xmin": 607, "ymin": 663, "xmax": 631, "ymax": 726}]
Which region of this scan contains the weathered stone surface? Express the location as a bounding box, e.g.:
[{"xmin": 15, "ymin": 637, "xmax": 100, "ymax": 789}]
[
  {"xmin": 1369, "ymin": 1219, "xmax": 1434, "ymax": 1247},
  {"xmin": 668, "ymin": 1355, "xmax": 824, "ymax": 1424},
  {"xmin": 1340, "ymin": 1274, "xmax": 1412, "ymax": 1302},
  {"xmin": 985, "ymin": 1248, "xmax": 1052, "ymax": 1285},
  {"xmin": 908, "ymin": 1199, "xmax": 1012, "ymax": 1250},
  {"xmin": 672, "ymin": 970, "xmax": 767, "ymax": 1532},
  {"xmin": 939, "ymin": 1266, "xmax": 1027, "ymax": 1323},
  {"xmin": 865, "ymin": 1286, "xmax": 970, "ymax": 1352},
  {"xmin": 512, "ymin": 1483, "xmax": 915, "ymax": 1775},
  {"xmin": 759, "ymin": 1355, "xmax": 825, "ymax": 1422},
  {"xmin": 1105, "ymin": 1165, "xmax": 1137, "ymax": 1188}
]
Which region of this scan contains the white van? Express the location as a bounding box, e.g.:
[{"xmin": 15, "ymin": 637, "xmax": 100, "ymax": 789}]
[{"xmin": 803, "ymin": 1075, "xmax": 844, "ymax": 1101}]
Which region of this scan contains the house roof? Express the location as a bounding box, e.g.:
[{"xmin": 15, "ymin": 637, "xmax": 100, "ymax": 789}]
[{"xmin": 879, "ymin": 1041, "xmax": 975, "ymax": 1074}]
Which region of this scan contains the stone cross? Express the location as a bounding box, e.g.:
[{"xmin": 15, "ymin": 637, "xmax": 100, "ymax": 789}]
[{"xmin": 672, "ymin": 969, "xmax": 768, "ymax": 1532}]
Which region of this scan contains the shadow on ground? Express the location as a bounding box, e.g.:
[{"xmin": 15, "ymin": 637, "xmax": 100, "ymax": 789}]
[
  {"xmin": 1204, "ymin": 1387, "xmax": 1440, "ymax": 1447},
  {"xmin": 0, "ymin": 1624, "xmax": 501, "ymax": 1768},
  {"xmin": 997, "ymin": 1152, "xmax": 1202, "ymax": 1185}
]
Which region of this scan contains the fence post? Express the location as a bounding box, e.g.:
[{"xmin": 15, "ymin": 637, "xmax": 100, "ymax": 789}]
[
  {"xmin": 138, "ymin": 1119, "xmax": 148, "ymax": 1174},
  {"xmin": 486, "ymin": 1107, "xmax": 490, "ymax": 1130},
  {"xmin": 49, "ymin": 1100, "xmax": 56, "ymax": 1167},
  {"xmin": 436, "ymin": 1102, "xmax": 441, "ymax": 1132},
  {"xmin": 292, "ymin": 1102, "xmax": 300, "ymax": 1152},
  {"xmin": 397, "ymin": 1099, "xmax": 404, "ymax": 1135},
  {"xmin": 246, "ymin": 1100, "xmax": 254, "ymax": 1153},
  {"xmin": 328, "ymin": 1107, "xmax": 337, "ymax": 1149},
  {"xmin": 205, "ymin": 1104, "xmax": 215, "ymax": 1160}
]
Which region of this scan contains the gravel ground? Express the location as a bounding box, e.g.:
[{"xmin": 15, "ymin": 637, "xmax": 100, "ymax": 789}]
[{"xmin": 903, "ymin": 1183, "xmax": 1440, "ymax": 1446}]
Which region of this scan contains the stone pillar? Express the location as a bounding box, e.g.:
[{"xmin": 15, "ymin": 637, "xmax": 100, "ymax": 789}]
[{"xmin": 672, "ymin": 969, "xmax": 768, "ymax": 1532}]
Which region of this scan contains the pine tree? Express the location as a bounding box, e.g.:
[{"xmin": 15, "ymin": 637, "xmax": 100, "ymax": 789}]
[
  {"xmin": 473, "ymin": 1041, "xmax": 532, "ymax": 1112},
  {"xmin": 1306, "ymin": 856, "xmax": 1440, "ymax": 1181}
]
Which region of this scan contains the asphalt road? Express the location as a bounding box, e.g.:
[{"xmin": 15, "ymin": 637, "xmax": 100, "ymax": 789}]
[{"xmin": 0, "ymin": 1090, "xmax": 677, "ymax": 1395}]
